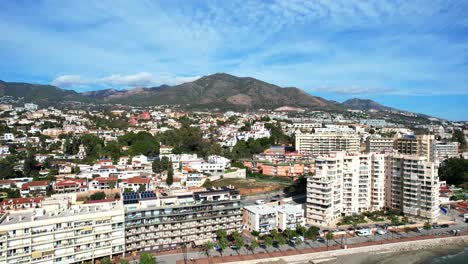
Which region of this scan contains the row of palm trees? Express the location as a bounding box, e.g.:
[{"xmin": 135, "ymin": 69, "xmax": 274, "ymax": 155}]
[{"xmin": 201, "ymin": 225, "xmax": 336, "ymax": 256}]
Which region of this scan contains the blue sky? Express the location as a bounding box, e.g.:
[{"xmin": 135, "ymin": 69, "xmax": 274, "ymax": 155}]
[{"xmin": 1, "ymin": 0, "xmax": 467, "ymax": 120}]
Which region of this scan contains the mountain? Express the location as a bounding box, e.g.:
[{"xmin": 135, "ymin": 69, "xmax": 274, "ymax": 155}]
[
  {"xmin": 81, "ymin": 73, "xmax": 345, "ymax": 110},
  {"xmin": 0, "ymin": 80, "xmax": 94, "ymax": 105},
  {"xmin": 343, "ymin": 98, "xmax": 396, "ymax": 111}
]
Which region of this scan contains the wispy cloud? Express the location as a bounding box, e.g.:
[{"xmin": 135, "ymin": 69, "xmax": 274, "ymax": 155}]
[
  {"xmin": 52, "ymin": 72, "xmax": 200, "ymax": 89},
  {"xmin": 313, "ymin": 86, "xmax": 396, "ymax": 95}
]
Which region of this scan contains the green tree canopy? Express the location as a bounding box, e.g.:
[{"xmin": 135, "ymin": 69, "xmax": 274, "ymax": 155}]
[
  {"xmin": 438, "ymin": 157, "xmax": 468, "ymax": 186},
  {"xmin": 139, "ymin": 252, "xmax": 155, "ymax": 264}
]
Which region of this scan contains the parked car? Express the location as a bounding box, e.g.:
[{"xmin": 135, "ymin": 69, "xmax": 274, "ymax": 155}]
[
  {"xmin": 415, "ymin": 227, "xmax": 423, "ymax": 232},
  {"xmin": 230, "ymin": 245, "xmax": 238, "ymax": 250},
  {"xmin": 213, "ymin": 245, "xmax": 221, "ymax": 251},
  {"xmin": 377, "ymin": 229, "xmax": 387, "ymax": 235},
  {"xmin": 317, "ymin": 237, "xmax": 325, "ymax": 243},
  {"xmin": 255, "ymin": 200, "xmax": 265, "ymax": 205},
  {"xmin": 356, "ymin": 229, "xmax": 372, "ymax": 237},
  {"xmin": 432, "ymin": 224, "xmax": 441, "ymax": 229},
  {"xmin": 440, "ymin": 224, "xmax": 449, "ymax": 228}
]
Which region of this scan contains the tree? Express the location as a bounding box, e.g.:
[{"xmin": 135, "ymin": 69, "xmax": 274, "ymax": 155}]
[
  {"xmin": 452, "ymin": 130, "xmax": 467, "ymax": 150},
  {"xmin": 296, "ymin": 225, "xmax": 307, "ymax": 237},
  {"xmin": 89, "ymin": 192, "xmax": 106, "ymax": 201},
  {"xmin": 100, "ymin": 257, "xmax": 112, "ymax": 264},
  {"xmin": 139, "ymin": 252, "xmax": 155, "ymax": 264},
  {"xmin": 219, "ymin": 237, "xmax": 229, "ymax": 255},
  {"xmin": 138, "ymin": 184, "xmax": 146, "ymax": 192},
  {"xmin": 23, "ymin": 149, "xmax": 39, "ymax": 177},
  {"xmin": 0, "ymin": 160, "xmax": 15, "ymax": 179},
  {"xmin": 438, "ymin": 158, "xmax": 468, "ymax": 186},
  {"xmin": 120, "ymin": 260, "xmax": 129, "ymax": 264},
  {"xmin": 305, "ymin": 226, "xmax": 320, "ymax": 240},
  {"xmin": 216, "ymin": 229, "xmax": 227, "ymax": 239},
  {"xmin": 202, "ymin": 178, "xmax": 213, "ymax": 188},
  {"xmin": 201, "ymin": 241, "xmax": 214, "ymax": 257},
  {"xmin": 326, "ymin": 232, "xmax": 334, "ymax": 248},
  {"xmin": 263, "ymin": 236, "xmax": 273, "ymax": 251},
  {"xmin": 166, "ymin": 166, "xmax": 174, "ymax": 186},
  {"xmin": 276, "ymin": 234, "xmax": 286, "ymax": 248},
  {"xmin": 234, "ymin": 236, "xmax": 245, "ymax": 252},
  {"xmin": 423, "ymin": 222, "xmax": 432, "ymax": 236},
  {"xmin": 404, "ymin": 226, "xmax": 412, "ymax": 238},
  {"xmin": 250, "ymin": 240, "xmax": 259, "ymax": 254}
]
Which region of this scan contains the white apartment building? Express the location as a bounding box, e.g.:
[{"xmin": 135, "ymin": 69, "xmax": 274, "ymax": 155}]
[
  {"xmin": 432, "ymin": 141, "xmax": 459, "ymax": 162},
  {"xmin": 306, "ymin": 152, "xmax": 387, "ymax": 226},
  {"xmin": 243, "ymin": 205, "xmax": 277, "ymax": 234},
  {"xmin": 274, "ymin": 204, "xmax": 306, "ymax": 231},
  {"xmin": 296, "ymin": 132, "xmax": 360, "ymax": 156},
  {"xmin": 387, "ymin": 154, "xmax": 440, "ymax": 221},
  {"xmin": 366, "ymin": 137, "xmax": 394, "ymax": 153},
  {"xmin": 0, "ymin": 201, "xmax": 125, "ymax": 264}
]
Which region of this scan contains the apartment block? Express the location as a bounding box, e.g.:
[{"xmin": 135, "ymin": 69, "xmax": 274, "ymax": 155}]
[
  {"xmin": 387, "ymin": 154, "xmax": 440, "ymax": 220},
  {"xmin": 0, "ymin": 201, "xmax": 125, "ymax": 264},
  {"xmin": 306, "ymin": 152, "xmax": 387, "ymax": 226},
  {"xmin": 243, "ymin": 205, "xmax": 278, "ymax": 234},
  {"xmin": 296, "ymin": 132, "xmax": 360, "ymax": 156},
  {"xmin": 123, "ymin": 188, "xmax": 242, "ymax": 253},
  {"xmin": 365, "ymin": 137, "xmax": 395, "ymax": 153},
  {"xmin": 432, "ymin": 141, "xmax": 459, "ymax": 162},
  {"xmin": 274, "ymin": 204, "xmax": 305, "ymax": 231},
  {"xmin": 395, "ymin": 135, "xmax": 435, "ymax": 161}
]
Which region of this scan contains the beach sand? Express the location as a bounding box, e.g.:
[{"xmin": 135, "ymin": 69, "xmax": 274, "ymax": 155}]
[{"xmin": 317, "ymin": 244, "xmax": 466, "ymax": 264}]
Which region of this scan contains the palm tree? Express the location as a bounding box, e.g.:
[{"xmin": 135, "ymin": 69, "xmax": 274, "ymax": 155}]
[
  {"xmin": 250, "ymin": 240, "xmax": 259, "ymax": 254},
  {"xmin": 423, "ymin": 222, "xmax": 432, "ymax": 236},
  {"xmin": 219, "ymin": 237, "xmax": 229, "ymax": 256},
  {"xmin": 404, "ymin": 226, "xmax": 412, "ymax": 238},
  {"xmin": 234, "ymin": 236, "xmax": 245, "ymax": 254},
  {"xmin": 139, "ymin": 253, "xmax": 156, "ymax": 264},
  {"xmin": 326, "ymin": 232, "xmax": 334, "ymax": 250},
  {"xmin": 201, "ymin": 241, "xmax": 214, "ymax": 257},
  {"xmin": 264, "ymin": 236, "xmax": 273, "ymax": 252}
]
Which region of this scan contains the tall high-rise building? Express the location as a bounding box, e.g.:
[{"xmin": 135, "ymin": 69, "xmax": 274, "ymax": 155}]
[
  {"xmin": 432, "ymin": 141, "xmax": 459, "ymax": 162},
  {"xmin": 395, "ymin": 135, "xmax": 435, "ymax": 161},
  {"xmin": 307, "ymin": 151, "xmax": 440, "ymax": 226},
  {"xmin": 306, "ymin": 152, "xmax": 386, "ymax": 226},
  {"xmin": 387, "ymin": 154, "xmax": 440, "ymax": 220},
  {"xmin": 296, "ymin": 132, "xmax": 360, "ymax": 156}
]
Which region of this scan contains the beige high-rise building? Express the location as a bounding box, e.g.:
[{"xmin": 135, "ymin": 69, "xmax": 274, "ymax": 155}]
[
  {"xmin": 296, "ymin": 132, "xmax": 360, "ymax": 156},
  {"xmin": 306, "ymin": 152, "xmax": 386, "ymax": 226},
  {"xmin": 395, "ymin": 135, "xmax": 435, "ymax": 161},
  {"xmin": 307, "ymin": 151, "xmax": 440, "ymax": 226},
  {"xmin": 366, "ymin": 137, "xmax": 395, "ymax": 153},
  {"xmin": 386, "ymin": 154, "xmax": 440, "ymax": 220}
]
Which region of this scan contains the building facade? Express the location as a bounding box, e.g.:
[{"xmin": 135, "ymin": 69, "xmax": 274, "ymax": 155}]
[
  {"xmin": 296, "ymin": 132, "xmax": 360, "ymax": 156},
  {"xmin": 387, "ymin": 154, "xmax": 440, "ymax": 220},
  {"xmin": 0, "ymin": 201, "xmax": 125, "ymax": 264},
  {"xmin": 123, "ymin": 188, "xmax": 242, "ymax": 253},
  {"xmin": 365, "ymin": 137, "xmax": 394, "ymax": 153}
]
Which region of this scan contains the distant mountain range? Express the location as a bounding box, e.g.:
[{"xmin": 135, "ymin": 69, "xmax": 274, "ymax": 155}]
[{"xmin": 0, "ymin": 73, "xmax": 412, "ymax": 114}]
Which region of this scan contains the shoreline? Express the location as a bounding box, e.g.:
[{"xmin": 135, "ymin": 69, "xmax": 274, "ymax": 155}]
[
  {"xmin": 319, "ymin": 243, "xmax": 467, "ymax": 264},
  {"xmin": 223, "ymin": 235, "xmax": 468, "ymax": 264}
]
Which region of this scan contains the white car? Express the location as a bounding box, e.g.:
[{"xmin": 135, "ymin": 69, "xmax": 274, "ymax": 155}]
[{"xmin": 377, "ymin": 229, "xmax": 387, "ymax": 235}]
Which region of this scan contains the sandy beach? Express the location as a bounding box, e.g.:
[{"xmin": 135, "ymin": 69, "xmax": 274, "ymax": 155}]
[{"xmin": 318, "ymin": 244, "xmax": 467, "ymax": 264}]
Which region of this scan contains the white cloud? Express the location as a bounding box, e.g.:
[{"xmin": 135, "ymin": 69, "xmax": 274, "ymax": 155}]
[
  {"xmin": 51, "ymin": 75, "xmax": 84, "ymax": 88},
  {"xmin": 52, "ymin": 72, "xmax": 200, "ymax": 89},
  {"xmin": 313, "ymin": 85, "xmax": 396, "ymax": 95}
]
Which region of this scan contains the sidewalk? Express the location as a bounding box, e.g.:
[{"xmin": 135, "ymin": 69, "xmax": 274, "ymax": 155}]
[{"xmin": 176, "ymin": 232, "xmax": 468, "ymax": 264}]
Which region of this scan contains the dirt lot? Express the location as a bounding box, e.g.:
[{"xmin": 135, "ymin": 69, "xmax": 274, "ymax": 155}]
[{"xmin": 211, "ymin": 178, "xmax": 288, "ymax": 196}]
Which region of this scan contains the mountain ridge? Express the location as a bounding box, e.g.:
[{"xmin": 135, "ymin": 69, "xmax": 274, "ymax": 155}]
[{"xmin": 0, "ymin": 74, "xmax": 416, "ymax": 116}]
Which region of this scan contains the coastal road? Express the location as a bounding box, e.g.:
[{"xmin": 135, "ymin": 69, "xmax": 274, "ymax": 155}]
[{"xmin": 154, "ymin": 219, "xmax": 467, "ymax": 264}]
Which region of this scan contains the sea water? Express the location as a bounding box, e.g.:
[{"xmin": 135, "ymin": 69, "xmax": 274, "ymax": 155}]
[{"xmin": 423, "ymin": 247, "xmax": 468, "ymax": 264}]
